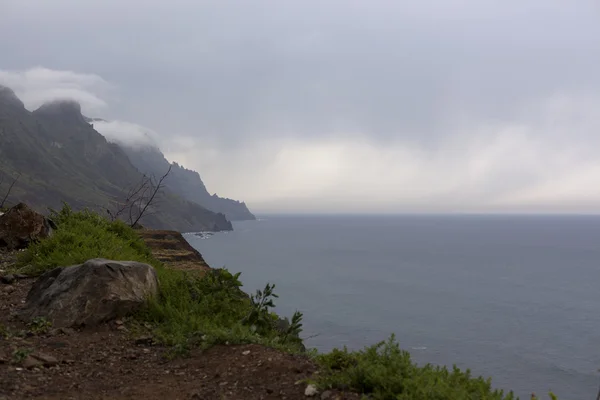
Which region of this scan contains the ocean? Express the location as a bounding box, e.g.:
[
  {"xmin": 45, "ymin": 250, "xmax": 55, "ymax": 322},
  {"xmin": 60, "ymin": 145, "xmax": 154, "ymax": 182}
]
[{"xmin": 184, "ymin": 215, "xmax": 600, "ymax": 399}]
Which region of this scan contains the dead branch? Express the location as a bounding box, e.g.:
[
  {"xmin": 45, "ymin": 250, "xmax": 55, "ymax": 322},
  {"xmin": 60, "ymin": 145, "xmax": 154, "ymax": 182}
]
[
  {"xmin": 131, "ymin": 165, "xmax": 171, "ymax": 227},
  {"xmin": 0, "ymin": 173, "xmax": 20, "ymax": 209},
  {"xmin": 107, "ymin": 166, "xmax": 171, "ymax": 227}
]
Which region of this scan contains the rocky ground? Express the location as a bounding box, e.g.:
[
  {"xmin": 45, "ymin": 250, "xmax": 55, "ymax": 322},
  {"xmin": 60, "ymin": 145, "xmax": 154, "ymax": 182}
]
[
  {"xmin": 0, "ymin": 235, "xmax": 359, "ymax": 400},
  {"xmin": 137, "ymin": 230, "xmax": 212, "ymax": 274}
]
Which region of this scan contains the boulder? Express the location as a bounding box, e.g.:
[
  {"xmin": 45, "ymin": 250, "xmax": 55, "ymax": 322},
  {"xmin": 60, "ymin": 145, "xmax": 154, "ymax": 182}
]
[
  {"xmin": 0, "ymin": 203, "xmax": 55, "ymax": 250},
  {"xmin": 19, "ymin": 258, "xmax": 158, "ymax": 328}
]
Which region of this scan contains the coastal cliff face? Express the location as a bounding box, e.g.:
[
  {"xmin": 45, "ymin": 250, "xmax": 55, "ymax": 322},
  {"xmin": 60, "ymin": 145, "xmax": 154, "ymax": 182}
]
[
  {"xmin": 116, "ymin": 144, "xmax": 256, "ymax": 221},
  {"xmin": 0, "ymin": 85, "xmax": 232, "ymax": 232}
]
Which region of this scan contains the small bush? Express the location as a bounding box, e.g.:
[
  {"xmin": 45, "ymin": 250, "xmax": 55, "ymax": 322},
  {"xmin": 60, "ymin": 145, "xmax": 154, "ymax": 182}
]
[
  {"xmin": 141, "ymin": 268, "xmax": 305, "ymax": 353},
  {"xmin": 315, "ymin": 335, "xmax": 557, "ymax": 400},
  {"xmin": 28, "ymin": 317, "xmax": 52, "ymax": 335},
  {"xmin": 12, "ymin": 348, "xmax": 33, "ymax": 363},
  {"xmin": 16, "ymin": 204, "xmax": 156, "ymax": 275}
]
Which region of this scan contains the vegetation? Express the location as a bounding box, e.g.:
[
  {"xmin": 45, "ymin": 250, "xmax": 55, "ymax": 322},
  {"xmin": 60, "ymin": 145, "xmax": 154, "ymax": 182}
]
[
  {"xmin": 16, "ymin": 204, "xmax": 154, "ymax": 276},
  {"xmin": 27, "ymin": 317, "xmax": 52, "ymax": 335},
  {"xmin": 16, "ymin": 204, "xmax": 305, "ymax": 355},
  {"xmin": 12, "ymin": 348, "xmax": 33, "ymax": 364},
  {"xmin": 313, "ymin": 336, "xmax": 557, "ymax": 399},
  {"xmin": 14, "ymin": 204, "xmax": 559, "ymax": 399}
]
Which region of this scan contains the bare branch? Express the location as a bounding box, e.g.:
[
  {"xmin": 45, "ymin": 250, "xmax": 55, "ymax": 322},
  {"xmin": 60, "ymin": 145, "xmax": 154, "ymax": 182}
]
[
  {"xmin": 131, "ymin": 165, "xmax": 171, "ymax": 227},
  {"xmin": 0, "ymin": 173, "xmax": 20, "ymax": 209},
  {"xmin": 107, "ymin": 166, "xmax": 171, "ymax": 227}
]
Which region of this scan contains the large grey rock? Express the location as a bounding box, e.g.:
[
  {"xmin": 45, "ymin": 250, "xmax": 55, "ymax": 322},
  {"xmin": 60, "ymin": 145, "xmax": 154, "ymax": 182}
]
[{"xmin": 19, "ymin": 258, "xmax": 158, "ymax": 328}]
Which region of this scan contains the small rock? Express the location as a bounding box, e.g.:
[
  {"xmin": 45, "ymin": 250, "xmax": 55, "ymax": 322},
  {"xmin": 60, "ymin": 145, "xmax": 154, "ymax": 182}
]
[
  {"xmin": 242, "ymin": 350, "xmax": 251, "ymax": 356},
  {"xmin": 115, "ymin": 319, "xmax": 124, "ymax": 326},
  {"xmin": 14, "ymin": 274, "xmax": 29, "ymax": 280},
  {"xmin": 32, "ymin": 353, "xmax": 59, "ymax": 366},
  {"xmin": 1, "ymin": 275, "xmax": 15, "ymax": 284},
  {"xmin": 305, "ymin": 384, "xmax": 319, "ymax": 397},
  {"xmin": 48, "ymin": 327, "xmax": 74, "ymax": 336},
  {"xmin": 135, "ymin": 336, "xmax": 154, "ymax": 346},
  {"xmin": 321, "ymin": 390, "xmax": 333, "ymax": 400},
  {"xmin": 3, "ymin": 285, "xmax": 15, "ymax": 294},
  {"xmin": 22, "ymin": 356, "xmax": 43, "ymax": 369}
]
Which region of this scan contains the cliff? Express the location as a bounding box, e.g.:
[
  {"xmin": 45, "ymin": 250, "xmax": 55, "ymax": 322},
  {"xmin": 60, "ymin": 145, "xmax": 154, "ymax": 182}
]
[
  {"xmin": 117, "ymin": 144, "xmax": 256, "ymax": 221},
  {"xmin": 0, "ymin": 85, "xmax": 232, "ymax": 232}
]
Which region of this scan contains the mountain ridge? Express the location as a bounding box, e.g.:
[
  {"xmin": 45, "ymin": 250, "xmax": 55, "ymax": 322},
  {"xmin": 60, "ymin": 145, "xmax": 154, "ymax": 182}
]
[
  {"xmin": 100, "ymin": 133, "xmax": 256, "ymax": 221},
  {"xmin": 0, "ymin": 85, "xmax": 233, "ymax": 232}
]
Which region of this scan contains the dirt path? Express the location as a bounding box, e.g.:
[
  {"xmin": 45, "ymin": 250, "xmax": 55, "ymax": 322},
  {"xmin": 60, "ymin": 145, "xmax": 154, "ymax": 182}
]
[{"xmin": 0, "ymin": 233, "xmax": 358, "ymax": 400}]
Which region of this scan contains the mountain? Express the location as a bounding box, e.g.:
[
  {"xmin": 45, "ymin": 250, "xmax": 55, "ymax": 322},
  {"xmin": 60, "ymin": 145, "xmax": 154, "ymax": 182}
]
[
  {"xmin": 0, "ymin": 85, "xmax": 232, "ymax": 232},
  {"xmin": 110, "ymin": 140, "xmax": 255, "ymax": 221}
]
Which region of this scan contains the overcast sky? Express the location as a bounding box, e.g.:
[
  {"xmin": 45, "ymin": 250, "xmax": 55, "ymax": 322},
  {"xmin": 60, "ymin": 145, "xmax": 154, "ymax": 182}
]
[{"xmin": 1, "ymin": 0, "xmax": 599, "ymax": 213}]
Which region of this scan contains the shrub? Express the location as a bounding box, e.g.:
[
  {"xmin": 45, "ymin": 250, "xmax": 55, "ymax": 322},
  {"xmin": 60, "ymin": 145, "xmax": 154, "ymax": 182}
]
[
  {"xmin": 141, "ymin": 268, "xmax": 305, "ymax": 353},
  {"xmin": 16, "ymin": 203, "xmax": 156, "ymax": 275},
  {"xmin": 315, "ymin": 335, "xmax": 557, "ymax": 400}
]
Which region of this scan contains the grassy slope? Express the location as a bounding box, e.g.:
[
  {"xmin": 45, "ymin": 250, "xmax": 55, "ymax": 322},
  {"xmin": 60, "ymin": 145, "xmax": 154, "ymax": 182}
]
[{"xmin": 13, "ymin": 206, "xmax": 558, "ymax": 400}]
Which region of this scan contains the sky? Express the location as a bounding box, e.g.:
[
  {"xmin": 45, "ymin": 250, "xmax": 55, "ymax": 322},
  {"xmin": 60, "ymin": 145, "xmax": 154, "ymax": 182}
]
[{"xmin": 1, "ymin": 0, "xmax": 599, "ymax": 213}]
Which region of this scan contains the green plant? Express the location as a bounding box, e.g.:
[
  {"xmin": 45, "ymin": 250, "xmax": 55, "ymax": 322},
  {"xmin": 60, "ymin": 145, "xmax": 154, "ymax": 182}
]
[
  {"xmin": 27, "ymin": 317, "xmax": 52, "ymax": 334},
  {"xmin": 12, "ymin": 348, "xmax": 33, "ymax": 363},
  {"xmin": 243, "ymin": 283, "xmax": 278, "ymax": 332},
  {"xmin": 315, "ymin": 335, "xmax": 558, "ymax": 400},
  {"xmin": 0, "ymin": 323, "xmax": 9, "ymax": 338},
  {"xmin": 283, "ymin": 311, "xmax": 304, "ymax": 340},
  {"xmin": 142, "ymin": 267, "xmax": 305, "ymax": 354},
  {"xmin": 16, "ymin": 203, "xmax": 155, "ymax": 276}
]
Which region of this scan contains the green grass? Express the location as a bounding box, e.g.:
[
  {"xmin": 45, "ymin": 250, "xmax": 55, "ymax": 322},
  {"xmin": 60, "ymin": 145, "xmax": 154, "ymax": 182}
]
[
  {"xmin": 313, "ymin": 336, "xmax": 558, "ymax": 400},
  {"xmin": 15, "ymin": 204, "xmax": 560, "ymax": 399},
  {"xmin": 15, "ymin": 204, "xmax": 155, "ymax": 276}
]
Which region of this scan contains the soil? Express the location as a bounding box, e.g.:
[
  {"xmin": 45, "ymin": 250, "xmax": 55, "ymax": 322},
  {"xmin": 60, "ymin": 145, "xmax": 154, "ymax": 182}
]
[{"xmin": 0, "ymin": 231, "xmax": 359, "ymax": 400}]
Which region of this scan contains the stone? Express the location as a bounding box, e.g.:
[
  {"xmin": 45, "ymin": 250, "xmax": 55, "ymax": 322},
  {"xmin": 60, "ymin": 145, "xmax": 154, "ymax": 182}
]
[
  {"xmin": 0, "ymin": 203, "xmax": 55, "ymax": 250},
  {"xmin": 0, "ymin": 274, "xmax": 15, "ymax": 284},
  {"xmin": 242, "ymin": 350, "xmax": 251, "ymax": 355},
  {"xmin": 134, "ymin": 336, "xmax": 154, "ymax": 346},
  {"xmin": 22, "ymin": 356, "xmax": 43, "ymax": 369},
  {"xmin": 320, "ymin": 390, "xmax": 333, "ymax": 400},
  {"xmin": 2, "ymin": 285, "xmax": 15, "ymax": 294},
  {"xmin": 31, "ymin": 353, "xmax": 58, "ymax": 366},
  {"xmin": 305, "ymin": 384, "xmax": 319, "ymax": 397},
  {"xmin": 19, "ymin": 258, "xmax": 159, "ymax": 328}
]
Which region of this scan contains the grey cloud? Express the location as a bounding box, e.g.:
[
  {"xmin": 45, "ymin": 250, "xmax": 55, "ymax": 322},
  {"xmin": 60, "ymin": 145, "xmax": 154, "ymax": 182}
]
[{"xmin": 1, "ymin": 0, "xmax": 600, "ymax": 212}]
